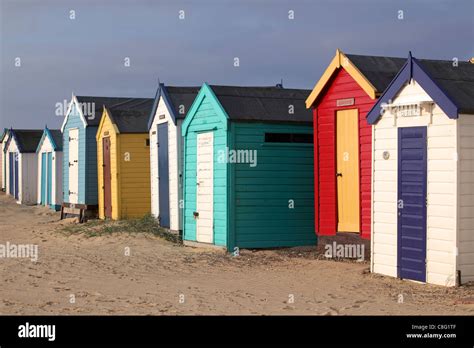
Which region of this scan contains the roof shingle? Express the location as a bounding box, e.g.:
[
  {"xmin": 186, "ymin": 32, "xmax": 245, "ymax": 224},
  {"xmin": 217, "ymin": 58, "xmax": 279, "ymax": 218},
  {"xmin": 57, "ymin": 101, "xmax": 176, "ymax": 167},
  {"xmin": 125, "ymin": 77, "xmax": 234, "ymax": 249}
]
[{"xmin": 209, "ymin": 85, "xmax": 312, "ymax": 123}]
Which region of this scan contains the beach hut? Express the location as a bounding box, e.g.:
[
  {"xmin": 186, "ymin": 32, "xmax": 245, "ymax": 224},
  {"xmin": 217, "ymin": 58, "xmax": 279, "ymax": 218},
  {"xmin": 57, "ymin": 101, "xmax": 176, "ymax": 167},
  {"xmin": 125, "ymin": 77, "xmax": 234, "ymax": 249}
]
[
  {"xmin": 148, "ymin": 84, "xmax": 199, "ymax": 231},
  {"xmin": 36, "ymin": 127, "xmax": 63, "ymax": 210},
  {"xmin": 96, "ymin": 98, "xmax": 154, "ymax": 220},
  {"xmin": 61, "ymin": 95, "xmax": 147, "ymax": 220},
  {"xmin": 0, "ymin": 128, "xmax": 9, "ymax": 191},
  {"xmin": 305, "ymin": 49, "xmax": 405, "ymax": 239},
  {"xmin": 4, "ymin": 129, "xmax": 43, "ymax": 204},
  {"xmin": 182, "ymin": 84, "xmax": 316, "ymax": 251},
  {"xmin": 366, "ymin": 54, "xmax": 474, "ymax": 286}
]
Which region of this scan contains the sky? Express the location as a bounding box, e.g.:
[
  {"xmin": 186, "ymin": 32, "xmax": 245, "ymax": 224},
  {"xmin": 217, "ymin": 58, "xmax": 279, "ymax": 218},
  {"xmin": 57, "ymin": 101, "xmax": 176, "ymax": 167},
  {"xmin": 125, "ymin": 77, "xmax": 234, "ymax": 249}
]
[{"xmin": 0, "ymin": 0, "xmax": 473, "ymax": 130}]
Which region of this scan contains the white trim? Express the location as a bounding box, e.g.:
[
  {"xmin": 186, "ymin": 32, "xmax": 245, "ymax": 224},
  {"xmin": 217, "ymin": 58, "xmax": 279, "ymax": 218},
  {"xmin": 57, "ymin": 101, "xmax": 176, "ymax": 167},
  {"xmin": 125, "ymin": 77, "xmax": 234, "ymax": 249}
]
[
  {"xmin": 370, "ymin": 124, "xmax": 375, "ymax": 274},
  {"xmin": 61, "ymin": 94, "xmax": 88, "ymax": 132},
  {"xmin": 454, "ymin": 113, "xmax": 460, "ymax": 283}
]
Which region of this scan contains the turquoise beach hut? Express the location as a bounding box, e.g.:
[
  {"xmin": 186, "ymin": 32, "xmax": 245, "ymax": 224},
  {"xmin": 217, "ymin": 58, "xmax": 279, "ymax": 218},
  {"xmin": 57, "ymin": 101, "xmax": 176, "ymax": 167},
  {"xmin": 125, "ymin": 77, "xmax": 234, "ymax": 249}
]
[
  {"xmin": 36, "ymin": 127, "xmax": 63, "ymax": 210},
  {"xmin": 182, "ymin": 84, "xmax": 316, "ymax": 251}
]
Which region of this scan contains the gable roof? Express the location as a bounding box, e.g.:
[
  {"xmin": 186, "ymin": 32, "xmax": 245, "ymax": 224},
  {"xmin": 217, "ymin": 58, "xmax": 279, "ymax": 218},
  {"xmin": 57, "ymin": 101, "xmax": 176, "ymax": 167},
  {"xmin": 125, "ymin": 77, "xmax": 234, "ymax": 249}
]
[
  {"xmin": 62, "ymin": 94, "xmax": 155, "ymax": 132},
  {"xmin": 367, "ymin": 54, "xmax": 474, "ymax": 124},
  {"xmin": 148, "ymin": 84, "xmax": 200, "ymax": 129},
  {"xmin": 49, "ymin": 129, "xmax": 63, "ymax": 150},
  {"xmin": 305, "ymin": 49, "xmax": 405, "ymax": 108},
  {"xmin": 36, "ymin": 128, "xmax": 63, "ymax": 153},
  {"xmin": 6, "ymin": 129, "xmax": 44, "ymax": 153},
  {"xmin": 208, "ymin": 85, "xmax": 312, "ymax": 123},
  {"xmin": 106, "ymin": 98, "xmax": 154, "ymax": 133},
  {"xmin": 75, "ymin": 96, "xmax": 153, "ymax": 127}
]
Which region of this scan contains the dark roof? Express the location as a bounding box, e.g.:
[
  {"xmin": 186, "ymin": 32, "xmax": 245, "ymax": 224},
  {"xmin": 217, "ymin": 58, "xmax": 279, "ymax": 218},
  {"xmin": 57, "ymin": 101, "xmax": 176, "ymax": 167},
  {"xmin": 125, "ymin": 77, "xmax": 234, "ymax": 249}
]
[
  {"xmin": 208, "ymin": 85, "xmax": 312, "ymax": 123},
  {"xmin": 418, "ymin": 59, "xmax": 474, "ymax": 114},
  {"xmin": 11, "ymin": 129, "xmax": 44, "ymax": 153},
  {"xmin": 75, "ymin": 96, "xmax": 154, "ymax": 127},
  {"xmin": 0, "ymin": 128, "xmax": 9, "ymax": 142},
  {"xmin": 346, "ymin": 54, "xmax": 406, "ymax": 92},
  {"xmin": 165, "ymin": 87, "xmax": 200, "ymax": 119},
  {"xmin": 367, "ymin": 55, "xmax": 474, "ymax": 124},
  {"xmin": 48, "ymin": 129, "xmax": 63, "ymax": 150},
  {"xmin": 107, "ymin": 98, "xmax": 154, "ymax": 133}
]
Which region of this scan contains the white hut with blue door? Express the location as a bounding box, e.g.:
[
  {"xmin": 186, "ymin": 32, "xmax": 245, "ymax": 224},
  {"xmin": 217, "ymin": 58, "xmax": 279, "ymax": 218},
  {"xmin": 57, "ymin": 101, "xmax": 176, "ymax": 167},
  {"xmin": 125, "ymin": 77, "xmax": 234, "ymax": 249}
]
[
  {"xmin": 36, "ymin": 128, "xmax": 63, "ymax": 210},
  {"xmin": 148, "ymin": 84, "xmax": 199, "ymax": 231},
  {"xmin": 4, "ymin": 129, "xmax": 43, "ymax": 204},
  {"xmin": 367, "ymin": 54, "xmax": 474, "ymax": 286}
]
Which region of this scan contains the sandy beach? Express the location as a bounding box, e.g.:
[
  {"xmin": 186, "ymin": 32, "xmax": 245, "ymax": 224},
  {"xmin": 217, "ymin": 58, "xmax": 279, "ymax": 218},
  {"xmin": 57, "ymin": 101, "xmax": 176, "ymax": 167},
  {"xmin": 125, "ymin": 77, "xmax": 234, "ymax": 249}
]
[{"xmin": 0, "ymin": 192, "xmax": 472, "ymax": 315}]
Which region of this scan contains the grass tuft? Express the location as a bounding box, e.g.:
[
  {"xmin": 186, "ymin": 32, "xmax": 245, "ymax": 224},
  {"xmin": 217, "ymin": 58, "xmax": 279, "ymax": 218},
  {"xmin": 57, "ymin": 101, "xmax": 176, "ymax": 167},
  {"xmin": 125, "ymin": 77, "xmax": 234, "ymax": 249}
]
[{"xmin": 59, "ymin": 214, "xmax": 182, "ymax": 244}]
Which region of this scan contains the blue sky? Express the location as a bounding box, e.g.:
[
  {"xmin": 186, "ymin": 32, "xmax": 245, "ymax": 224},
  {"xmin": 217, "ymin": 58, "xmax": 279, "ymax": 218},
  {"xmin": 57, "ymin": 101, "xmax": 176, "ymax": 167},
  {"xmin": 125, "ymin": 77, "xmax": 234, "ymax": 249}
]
[{"xmin": 0, "ymin": 0, "xmax": 473, "ymax": 129}]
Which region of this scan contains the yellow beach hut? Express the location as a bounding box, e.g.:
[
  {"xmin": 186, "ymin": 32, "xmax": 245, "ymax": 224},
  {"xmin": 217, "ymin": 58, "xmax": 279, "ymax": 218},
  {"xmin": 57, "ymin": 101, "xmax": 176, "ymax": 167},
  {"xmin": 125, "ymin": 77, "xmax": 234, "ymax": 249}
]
[{"xmin": 96, "ymin": 98, "xmax": 154, "ymax": 220}]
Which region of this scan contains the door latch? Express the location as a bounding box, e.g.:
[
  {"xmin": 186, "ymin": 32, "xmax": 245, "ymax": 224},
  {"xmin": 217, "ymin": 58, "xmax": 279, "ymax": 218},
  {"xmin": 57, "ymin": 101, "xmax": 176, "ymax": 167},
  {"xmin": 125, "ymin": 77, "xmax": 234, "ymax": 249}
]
[{"xmin": 336, "ymin": 172, "xmax": 343, "ymax": 177}]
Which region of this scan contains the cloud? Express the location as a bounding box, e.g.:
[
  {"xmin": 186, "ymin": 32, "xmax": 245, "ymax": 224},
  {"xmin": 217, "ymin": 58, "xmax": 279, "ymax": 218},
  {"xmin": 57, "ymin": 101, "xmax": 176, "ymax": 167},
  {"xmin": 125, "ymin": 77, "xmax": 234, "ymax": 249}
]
[{"xmin": 1, "ymin": 0, "xmax": 472, "ymax": 129}]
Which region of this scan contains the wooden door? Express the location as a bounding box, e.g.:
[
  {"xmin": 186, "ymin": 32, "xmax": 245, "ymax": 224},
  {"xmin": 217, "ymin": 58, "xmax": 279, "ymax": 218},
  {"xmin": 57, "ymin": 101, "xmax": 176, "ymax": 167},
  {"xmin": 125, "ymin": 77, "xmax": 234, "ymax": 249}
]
[
  {"xmin": 196, "ymin": 132, "xmax": 214, "ymax": 243},
  {"xmin": 9, "ymin": 152, "xmax": 14, "ymax": 196},
  {"xmin": 68, "ymin": 128, "xmax": 79, "ymax": 204},
  {"xmin": 102, "ymin": 137, "xmax": 112, "ymax": 218},
  {"xmin": 47, "ymin": 152, "xmax": 53, "ymax": 205},
  {"xmin": 397, "ymin": 127, "xmax": 427, "ymax": 282},
  {"xmin": 13, "ymin": 153, "xmax": 19, "ymax": 200},
  {"xmin": 157, "ymin": 123, "xmax": 170, "ymax": 228},
  {"xmin": 41, "ymin": 153, "xmax": 47, "ymax": 205},
  {"xmin": 336, "ymin": 109, "xmax": 360, "ymax": 232}
]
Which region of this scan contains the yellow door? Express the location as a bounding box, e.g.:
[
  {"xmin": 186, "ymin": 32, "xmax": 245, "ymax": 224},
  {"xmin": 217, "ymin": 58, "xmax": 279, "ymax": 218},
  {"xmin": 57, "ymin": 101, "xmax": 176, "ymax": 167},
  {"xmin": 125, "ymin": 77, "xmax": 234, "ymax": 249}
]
[{"xmin": 336, "ymin": 109, "xmax": 360, "ymax": 232}]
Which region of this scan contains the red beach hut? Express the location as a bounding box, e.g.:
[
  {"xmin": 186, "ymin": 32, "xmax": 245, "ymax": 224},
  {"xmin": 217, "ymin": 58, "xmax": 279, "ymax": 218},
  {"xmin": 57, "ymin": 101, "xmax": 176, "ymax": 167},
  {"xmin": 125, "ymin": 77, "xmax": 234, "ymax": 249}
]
[{"xmin": 305, "ymin": 49, "xmax": 405, "ymax": 239}]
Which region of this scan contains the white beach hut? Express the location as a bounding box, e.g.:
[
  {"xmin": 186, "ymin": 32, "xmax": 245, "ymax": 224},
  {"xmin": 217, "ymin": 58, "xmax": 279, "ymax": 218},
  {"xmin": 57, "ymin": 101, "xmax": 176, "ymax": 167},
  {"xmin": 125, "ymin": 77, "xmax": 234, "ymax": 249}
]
[
  {"xmin": 4, "ymin": 129, "xmax": 43, "ymax": 204},
  {"xmin": 366, "ymin": 54, "xmax": 474, "ymax": 286},
  {"xmin": 148, "ymin": 84, "xmax": 199, "ymax": 231}
]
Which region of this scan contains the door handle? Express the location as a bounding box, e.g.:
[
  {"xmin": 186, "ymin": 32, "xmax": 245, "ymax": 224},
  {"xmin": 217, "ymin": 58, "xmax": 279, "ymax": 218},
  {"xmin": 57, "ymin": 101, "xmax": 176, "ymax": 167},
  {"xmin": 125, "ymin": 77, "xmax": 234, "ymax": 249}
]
[{"xmin": 336, "ymin": 173, "xmax": 343, "ymax": 177}]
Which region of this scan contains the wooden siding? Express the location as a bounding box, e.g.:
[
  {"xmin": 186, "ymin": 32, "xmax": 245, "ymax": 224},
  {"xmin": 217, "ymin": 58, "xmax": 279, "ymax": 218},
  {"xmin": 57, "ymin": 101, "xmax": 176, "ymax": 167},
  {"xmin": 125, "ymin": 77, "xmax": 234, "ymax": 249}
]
[
  {"xmin": 231, "ymin": 122, "xmax": 316, "ymax": 248},
  {"xmin": 118, "ymin": 134, "xmax": 151, "ymax": 219},
  {"xmin": 21, "ymin": 153, "xmax": 38, "ymax": 205},
  {"xmin": 63, "ymin": 104, "xmax": 87, "ymax": 204},
  {"xmin": 149, "ymin": 96, "xmax": 182, "ymax": 230},
  {"xmin": 1, "ymin": 135, "xmax": 9, "ymax": 190},
  {"xmin": 97, "ymin": 113, "xmax": 119, "ymax": 219},
  {"xmin": 0, "ymin": 139, "xmax": 3, "ymax": 190},
  {"xmin": 372, "ymin": 81, "xmax": 458, "ymax": 286},
  {"xmin": 37, "ymin": 134, "xmax": 63, "ymax": 208},
  {"xmin": 183, "ymin": 94, "xmax": 228, "ymax": 247},
  {"xmin": 5, "ymin": 137, "xmax": 37, "ymax": 204},
  {"xmin": 85, "ymin": 127, "xmax": 99, "ymax": 204},
  {"xmin": 4, "ymin": 136, "xmax": 18, "ymax": 197},
  {"xmin": 458, "ymin": 114, "xmax": 474, "ymax": 283},
  {"xmin": 313, "ymin": 68, "xmax": 374, "ymax": 238}
]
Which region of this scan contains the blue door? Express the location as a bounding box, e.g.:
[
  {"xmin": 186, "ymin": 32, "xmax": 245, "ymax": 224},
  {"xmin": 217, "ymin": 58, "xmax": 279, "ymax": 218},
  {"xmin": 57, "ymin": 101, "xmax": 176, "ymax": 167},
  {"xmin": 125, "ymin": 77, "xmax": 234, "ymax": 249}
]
[
  {"xmin": 9, "ymin": 152, "xmax": 14, "ymax": 195},
  {"xmin": 13, "ymin": 153, "xmax": 19, "ymax": 200},
  {"xmin": 157, "ymin": 123, "xmax": 170, "ymax": 228},
  {"xmin": 47, "ymin": 152, "xmax": 53, "ymax": 206},
  {"xmin": 397, "ymin": 127, "xmax": 427, "ymax": 282},
  {"xmin": 41, "ymin": 153, "xmax": 47, "ymax": 205}
]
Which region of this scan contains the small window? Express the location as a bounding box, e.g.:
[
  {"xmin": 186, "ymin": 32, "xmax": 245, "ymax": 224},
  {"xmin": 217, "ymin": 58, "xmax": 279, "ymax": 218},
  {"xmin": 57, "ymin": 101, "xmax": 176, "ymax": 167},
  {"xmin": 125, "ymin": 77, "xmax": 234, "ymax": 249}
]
[
  {"xmin": 264, "ymin": 133, "xmax": 312, "ymax": 144},
  {"xmin": 145, "ymin": 139, "xmax": 150, "ymax": 146}
]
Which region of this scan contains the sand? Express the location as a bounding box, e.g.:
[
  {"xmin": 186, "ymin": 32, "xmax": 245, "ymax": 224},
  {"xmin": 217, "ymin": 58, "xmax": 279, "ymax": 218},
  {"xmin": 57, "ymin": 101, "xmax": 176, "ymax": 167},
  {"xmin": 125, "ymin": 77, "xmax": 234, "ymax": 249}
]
[{"xmin": 0, "ymin": 192, "xmax": 472, "ymax": 315}]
